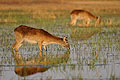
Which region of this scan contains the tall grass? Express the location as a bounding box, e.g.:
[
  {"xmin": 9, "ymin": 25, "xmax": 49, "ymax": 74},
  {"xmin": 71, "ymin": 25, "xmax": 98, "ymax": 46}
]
[{"xmin": 0, "ymin": 0, "xmax": 120, "ymax": 79}]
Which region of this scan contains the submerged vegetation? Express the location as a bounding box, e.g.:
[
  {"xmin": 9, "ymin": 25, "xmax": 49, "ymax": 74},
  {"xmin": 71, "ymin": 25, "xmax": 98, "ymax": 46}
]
[{"xmin": 0, "ymin": 0, "xmax": 120, "ymax": 80}]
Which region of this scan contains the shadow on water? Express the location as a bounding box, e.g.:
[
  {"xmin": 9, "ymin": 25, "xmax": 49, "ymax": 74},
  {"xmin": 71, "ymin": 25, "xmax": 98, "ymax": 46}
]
[{"xmin": 12, "ymin": 51, "xmax": 70, "ymax": 77}]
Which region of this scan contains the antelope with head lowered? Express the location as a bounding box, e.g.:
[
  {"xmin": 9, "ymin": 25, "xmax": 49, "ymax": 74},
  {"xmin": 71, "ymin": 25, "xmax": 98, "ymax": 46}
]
[
  {"xmin": 70, "ymin": 10, "xmax": 101, "ymax": 27},
  {"xmin": 12, "ymin": 25, "xmax": 70, "ymax": 56}
]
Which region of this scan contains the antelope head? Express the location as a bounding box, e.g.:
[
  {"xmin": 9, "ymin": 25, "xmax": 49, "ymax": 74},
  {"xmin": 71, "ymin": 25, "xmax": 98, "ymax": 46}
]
[
  {"xmin": 62, "ymin": 37, "xmax": 70, "ymax": 49},
  {"xmin": 96, "ymin": 16, "xmax": 101, "ymax": 24}
]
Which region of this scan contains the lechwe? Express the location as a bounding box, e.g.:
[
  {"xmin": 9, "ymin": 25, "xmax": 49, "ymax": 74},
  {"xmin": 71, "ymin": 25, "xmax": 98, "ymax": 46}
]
[
  {"xmin": 12, "ymin": 25, "xmax": 70, "ymax": 55},
  {"xmin": 70, "ymin": 10, "xmax": 101, "ymax": 27}
]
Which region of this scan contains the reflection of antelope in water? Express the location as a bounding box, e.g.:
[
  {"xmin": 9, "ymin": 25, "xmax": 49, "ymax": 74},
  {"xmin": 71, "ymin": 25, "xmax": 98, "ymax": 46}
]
[
  {"xmin": 12, "ymin": 25, "xmax": 70, "ymax": 56},
  {"xmin": 70, "ymin": 10, "xmax": 101, "ymax": 27},
  {"xmin": 13, "ymin": 51, "xmax": 70, "ymax": 77}
]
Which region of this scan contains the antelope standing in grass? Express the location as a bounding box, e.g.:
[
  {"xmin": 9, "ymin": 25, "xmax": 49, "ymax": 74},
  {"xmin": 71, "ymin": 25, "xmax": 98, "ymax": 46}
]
[
  {"xmin": 70, "ymin": 10, "xmax": 101, "ymax": 27},
  {"xmin": 12, "ymin": 25, "xmax": 70, "ymax": 56}
]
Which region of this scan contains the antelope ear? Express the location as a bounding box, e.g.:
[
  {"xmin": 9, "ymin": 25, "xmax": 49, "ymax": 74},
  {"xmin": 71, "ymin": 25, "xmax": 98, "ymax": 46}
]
[
  {"xmin": 63, "ymin": 36, "xmax": 67, "ymax": 42},
  {"xmin": 98, "ymin": 16, "xmax": 101, "ymax": 19}
]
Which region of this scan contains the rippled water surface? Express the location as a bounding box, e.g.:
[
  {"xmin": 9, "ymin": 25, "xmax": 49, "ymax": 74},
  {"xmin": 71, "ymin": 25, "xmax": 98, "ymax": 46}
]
[{"xmin": 0, "ymin": 24, "xmax": 120, "ymax": 80}]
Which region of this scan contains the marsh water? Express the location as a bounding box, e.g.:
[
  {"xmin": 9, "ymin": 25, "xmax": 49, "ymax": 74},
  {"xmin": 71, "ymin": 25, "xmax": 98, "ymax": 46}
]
[{"xmin": 0, "ymin": 24, "xmax": 120, "ymax": 80}]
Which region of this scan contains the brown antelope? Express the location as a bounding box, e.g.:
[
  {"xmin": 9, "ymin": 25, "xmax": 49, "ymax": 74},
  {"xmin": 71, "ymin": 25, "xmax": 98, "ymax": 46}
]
[
  {"xmin": 12, "ymin": 25, "xmax": 70, "ymax": 56},
  {"xmin": 70, "ymin": 10, "xmax": 101, "ymax": 27}
]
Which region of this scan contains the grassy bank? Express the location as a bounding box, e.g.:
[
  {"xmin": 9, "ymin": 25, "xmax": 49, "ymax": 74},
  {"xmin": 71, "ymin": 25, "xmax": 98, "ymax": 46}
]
[{"xmin": 0, "ymin": 0, "xmax": 119, "ymax": 27}]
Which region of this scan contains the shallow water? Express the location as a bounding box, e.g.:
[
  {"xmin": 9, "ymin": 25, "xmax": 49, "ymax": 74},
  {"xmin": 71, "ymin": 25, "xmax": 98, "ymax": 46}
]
[{"xmin": 0, "ymin": 25, "xmax": 120, "ymax": 80}]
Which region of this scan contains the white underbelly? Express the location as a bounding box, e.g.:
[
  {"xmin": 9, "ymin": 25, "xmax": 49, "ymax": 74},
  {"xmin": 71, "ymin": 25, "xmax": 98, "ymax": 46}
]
[
  {"xmin": 77, "ymin": 16, "xmax": 84, "ymax": 20},
  {"xmin": 24, "ymin": 38, "xmax": 37, "ymax": 44}
]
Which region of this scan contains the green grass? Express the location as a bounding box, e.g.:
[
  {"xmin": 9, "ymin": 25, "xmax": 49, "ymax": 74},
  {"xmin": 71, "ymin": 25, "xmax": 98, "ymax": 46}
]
[{"xmin": 0, "ymin": 3, "xmax": 120, "ymax": 79}]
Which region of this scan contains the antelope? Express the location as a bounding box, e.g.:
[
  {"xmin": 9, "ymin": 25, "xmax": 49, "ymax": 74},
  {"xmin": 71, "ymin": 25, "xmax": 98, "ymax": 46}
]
[
  {"xmin": 70, "ymin": 10, "xmax": 101, "ymax": 27},
  {"xmin": 12, "ymin": 25, "xmax": 70, "ymax": 56}
]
